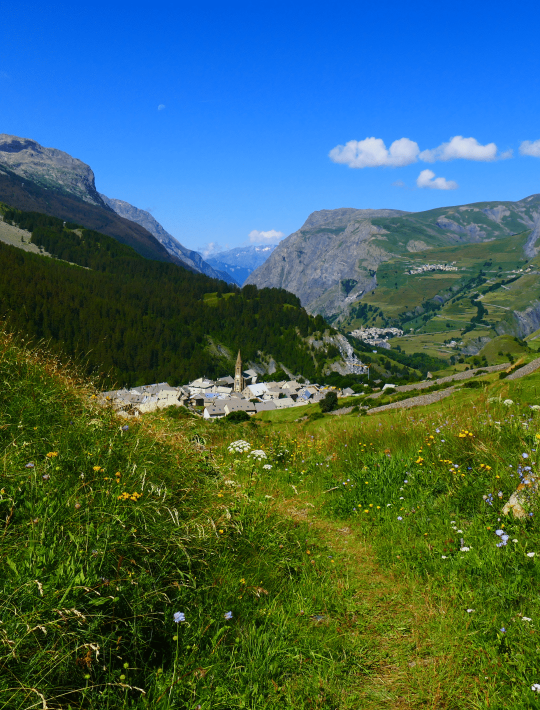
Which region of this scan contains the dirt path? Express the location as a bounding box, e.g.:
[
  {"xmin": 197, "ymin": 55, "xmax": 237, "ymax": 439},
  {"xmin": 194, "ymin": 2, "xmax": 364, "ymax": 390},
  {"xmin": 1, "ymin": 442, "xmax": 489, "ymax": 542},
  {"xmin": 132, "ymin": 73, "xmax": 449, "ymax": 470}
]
[{"xmin": 276, "ymin": 493, "xmax": 475, "ymax": 709}]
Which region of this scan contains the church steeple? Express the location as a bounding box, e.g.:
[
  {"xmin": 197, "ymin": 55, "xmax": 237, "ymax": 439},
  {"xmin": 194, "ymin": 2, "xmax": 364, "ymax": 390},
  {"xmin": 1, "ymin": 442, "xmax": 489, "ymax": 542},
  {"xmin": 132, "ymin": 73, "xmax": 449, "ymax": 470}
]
[{"xmin": 234, "ymin": 350, "xmax": 244, "ymax": 393}]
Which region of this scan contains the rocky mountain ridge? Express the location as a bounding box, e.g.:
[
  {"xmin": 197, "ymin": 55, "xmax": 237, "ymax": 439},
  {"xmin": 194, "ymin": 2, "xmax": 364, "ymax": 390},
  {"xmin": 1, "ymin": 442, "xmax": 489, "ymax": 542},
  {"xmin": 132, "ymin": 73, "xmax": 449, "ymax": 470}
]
[
  {"xmin": 0, "ymin": 134, "xmax": 106, "ymax": 207},
  {"xmin": 0, "ymin": 134, "xmax": 232, "ymax": 281},
  {"xmin": 100, "ymin": 195, "xmax": 235, "ymax": 284}
]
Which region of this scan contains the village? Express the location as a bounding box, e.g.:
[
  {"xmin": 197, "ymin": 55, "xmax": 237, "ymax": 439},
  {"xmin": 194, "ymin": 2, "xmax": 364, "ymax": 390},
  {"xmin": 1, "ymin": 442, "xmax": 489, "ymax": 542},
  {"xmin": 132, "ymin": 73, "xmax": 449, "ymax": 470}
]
[
  {"xmin": 98, "ymin": 351, "xmax": 363, "ymax": 419},
  {"xmin": 349, "ymin": 326, "xmax": 403, "ymax": 348},
  {"xmin": 408, "ymin": 262, "xmax": 458, "ymax": 275}
]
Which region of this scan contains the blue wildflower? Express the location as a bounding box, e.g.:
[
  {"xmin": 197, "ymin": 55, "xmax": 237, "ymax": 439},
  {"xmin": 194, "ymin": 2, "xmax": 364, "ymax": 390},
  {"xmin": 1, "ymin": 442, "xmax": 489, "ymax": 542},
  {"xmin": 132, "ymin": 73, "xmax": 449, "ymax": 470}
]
[{"xmin": 173, "ymin": 611, "xmax": 185, "ymax": 623}]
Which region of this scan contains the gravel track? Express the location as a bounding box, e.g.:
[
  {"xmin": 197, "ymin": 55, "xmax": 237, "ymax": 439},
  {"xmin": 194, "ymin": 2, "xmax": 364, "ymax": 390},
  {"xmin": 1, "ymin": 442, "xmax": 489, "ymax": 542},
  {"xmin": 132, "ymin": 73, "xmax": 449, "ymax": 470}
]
[
  {"xmin": 505, "ymin": 357, "xmax": 540, "ymax": 381},
  {"xmin": 367, "ymin": 387, "xmax": 456, "ymax": 414},
  {"xmin": 368, "ymin": 363, "xmax": 509, "ymax": 400}
]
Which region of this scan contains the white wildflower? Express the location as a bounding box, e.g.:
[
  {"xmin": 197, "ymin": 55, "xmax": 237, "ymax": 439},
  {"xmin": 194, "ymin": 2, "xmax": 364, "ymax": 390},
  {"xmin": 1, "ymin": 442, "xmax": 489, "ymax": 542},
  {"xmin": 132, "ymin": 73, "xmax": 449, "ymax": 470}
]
[
  {"xmin": 248, "ymin": 449, "xmax": 267, "ymax": 461},
  {"xmin": 262, "ymin": 464, "xmax": 272, "ymax": 470},
  {"xmin": 460, "ymin": 546, "xmax": 470, "ymax": 552},
  {"xmin": 227, "ymin": 440, "xmax": 251, "ymax": 454},
  {"xmin": 527, "ymin": 552, "xmax": 536, "ymax": 558},
  {"xmin": 503, "ymin": 399, "xmax": 514, "ymax": 406}
]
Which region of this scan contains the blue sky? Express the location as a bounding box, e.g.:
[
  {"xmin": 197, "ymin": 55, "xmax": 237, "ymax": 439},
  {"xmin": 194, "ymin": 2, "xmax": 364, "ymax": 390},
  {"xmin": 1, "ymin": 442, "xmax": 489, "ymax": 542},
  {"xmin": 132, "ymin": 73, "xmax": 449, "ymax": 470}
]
[{"xmin": 2, "ymin": 0, "xmax": 540, "ymax": 253}]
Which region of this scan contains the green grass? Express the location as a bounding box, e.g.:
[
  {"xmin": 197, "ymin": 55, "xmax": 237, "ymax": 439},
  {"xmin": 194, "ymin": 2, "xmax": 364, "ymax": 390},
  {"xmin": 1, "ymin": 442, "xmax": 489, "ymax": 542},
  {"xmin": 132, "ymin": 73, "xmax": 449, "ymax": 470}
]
[
  {"xmin": 195, "ymin": 372, "xmax": 540, "ymax": 708},
  {"xmin": 7, "ymin": 328, "xmax": 540, "ymax": 708},
  {"xmin": 0, "ymin": 332, "xmax": 379, "ymax": 709}
]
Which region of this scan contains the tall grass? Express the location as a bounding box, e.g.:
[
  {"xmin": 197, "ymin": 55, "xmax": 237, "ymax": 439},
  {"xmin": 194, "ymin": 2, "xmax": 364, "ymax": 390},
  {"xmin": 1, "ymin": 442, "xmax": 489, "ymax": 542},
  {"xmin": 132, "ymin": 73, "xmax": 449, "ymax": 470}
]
[
  {"xmin": 201, "ymin": 379, "xmax": 540, "ymax": 708},
  {"xmin": 0, "ymin": 333, "xmax": 375, "ymax": 709}
]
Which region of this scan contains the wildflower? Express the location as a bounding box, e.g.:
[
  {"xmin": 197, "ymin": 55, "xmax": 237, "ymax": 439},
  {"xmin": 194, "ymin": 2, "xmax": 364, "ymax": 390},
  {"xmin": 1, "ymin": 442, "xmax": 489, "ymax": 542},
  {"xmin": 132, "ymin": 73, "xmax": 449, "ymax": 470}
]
[
  {"xmin": 523, "ymin": 453, "xmax": 529, "ymax": 459},
  {"xmin": 527, "ymin": 552, "xmax": 536, "ymax": 558},
  {"xmin": 249, "ymin": 449, "xmax": 267, "ymax": 461},
  {"xmin": 46, "ymin": 452, "xmax": 58, "ymax": 458},
  {"xmin": 121, "ymin": 425, "xmax": 129, "ymax": 431},
  {"xmin": 523, "ymin": 617, "xmax": 532, "ymax": 622},
  {"xmin": 466, "ymin": 609, "xmax": 475, "ymax": 613},
  {"xmin": 495, "ymin": 529, "xmax": 504, "ymax": 537},
  {"xmin": 397, "ymin": 516, "xmax": 403, "ymax": 521},
  {"xmin": 532, "ymin": 683, "xmax": 540, "ymax": 692},
  {"xmin": 262, "ymin": 464, "xmax": 272, "ymax": 470},
  {"xmin": 500, "ymin": 627, "xmax": 506, "ymax": 633},
  {"xmin": 460, "ymin": 546, "xmax": 470, "ymax": 552},
  {"xmin": 42, "ymin": 474, "xmax": 50, "ymax": 481},
  {"xmin": 173, "ymin": 612, "xmax": 185, "ymax": 623},
  {"xmin": 25, "ymin": 462, "xmax": 35, "ymax": 468},
  {"xmin": 441, "ymin": 555, "xmax": 448, "ymax": 559},
  {"xmin": 228, "ymin": 440, "xmax": 251, "ymax": 454},
  {"xmin": 224, "ymin": 611, "xmax": 233, "ymax": 620},
  {"xmin": 503, "ymin": 399, "xmax": 514, "ymax": 406}
]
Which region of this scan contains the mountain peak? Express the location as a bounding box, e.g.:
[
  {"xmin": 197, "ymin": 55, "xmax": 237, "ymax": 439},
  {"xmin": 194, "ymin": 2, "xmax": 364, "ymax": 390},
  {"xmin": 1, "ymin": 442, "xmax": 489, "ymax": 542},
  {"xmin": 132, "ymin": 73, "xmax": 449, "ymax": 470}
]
[{"xmin": 0, "ymin": 134, "xmax": 105, "ymax": 208}]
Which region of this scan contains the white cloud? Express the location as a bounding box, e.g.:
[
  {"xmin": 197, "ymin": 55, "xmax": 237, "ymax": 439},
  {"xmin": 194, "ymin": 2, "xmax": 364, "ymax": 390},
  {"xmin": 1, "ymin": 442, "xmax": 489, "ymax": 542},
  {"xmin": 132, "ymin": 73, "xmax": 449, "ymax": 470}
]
[
  {"xmin": 416, "ymin": 169, "xmax": 458, "ymax": 190},
  {"xmin": 329, "ymin": 137, "xmax": 420, "ymax": 168},
  {"xmin": 392, "ymin": 179, "xmax": 407, "ymax": 188},
  {"xmin": 158, "ymin": 104, "xmax": 166, "ymax": 111},
  {"xmin": 248, "ymin": 229, "xmax": 285, "ymax": 244},
  {"xmin": 197, "ymin": 242, "xmax": 224, "ymax": 258},
  {"xmin": 520, "ymin": 140, "xmax": 540, "ymax": 157},
  {"xmin": 419, "ymin": 135, "xmax": 500, "ymax": 162}
]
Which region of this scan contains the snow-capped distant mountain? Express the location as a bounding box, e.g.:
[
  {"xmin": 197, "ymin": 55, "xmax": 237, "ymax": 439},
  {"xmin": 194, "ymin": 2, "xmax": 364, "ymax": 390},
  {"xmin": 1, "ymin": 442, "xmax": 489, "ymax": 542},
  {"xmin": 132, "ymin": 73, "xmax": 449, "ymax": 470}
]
[{"xmin": 206, "ymin": 245, "xmax": 276, "ymax": 285}]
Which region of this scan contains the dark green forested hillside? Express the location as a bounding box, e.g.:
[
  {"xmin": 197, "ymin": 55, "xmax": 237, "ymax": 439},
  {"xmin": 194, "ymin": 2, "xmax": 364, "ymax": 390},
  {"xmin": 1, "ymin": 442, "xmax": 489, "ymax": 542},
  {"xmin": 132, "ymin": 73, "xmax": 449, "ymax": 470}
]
[{"xmin": 0, "ymin": 205, "xmax": 329, "ymax": 386}]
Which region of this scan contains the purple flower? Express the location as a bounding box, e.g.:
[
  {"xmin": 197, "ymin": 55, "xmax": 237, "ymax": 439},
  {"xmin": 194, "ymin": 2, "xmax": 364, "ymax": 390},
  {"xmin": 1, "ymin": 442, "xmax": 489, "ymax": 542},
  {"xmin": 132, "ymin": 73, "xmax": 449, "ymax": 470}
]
[
  {"xmin": 25, "ymin": 462, "xmax": 35, "ymax": 469},
  {"xmin": 224, "ymin": 611, "xmax": 233, "ymax": 620},
  {"xmin": 173, "ymin": 611, "xmax": 185, "ymax": 623},
  {"xmin": 523, "ymin": 453, "xmax": 529, "ymax": 459},
  {"xmin": 121, "ymin": 425, "xmax": 129, "ymax": 431},
  {"xmin": 397, "ymin": 516, "xmax": 403, "ymax": 521},
  {"xmin": 500, "ymin": 627, "xmax": 506, "ymax": 633}
]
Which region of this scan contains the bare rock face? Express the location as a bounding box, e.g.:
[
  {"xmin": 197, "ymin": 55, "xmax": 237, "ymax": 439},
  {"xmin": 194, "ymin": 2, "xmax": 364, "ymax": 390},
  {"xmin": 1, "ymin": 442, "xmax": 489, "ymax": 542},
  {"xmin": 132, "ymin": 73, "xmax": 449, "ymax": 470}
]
[
  {"xmin": 0, "ymin": 134, "xmax": 105, "ymax": 207},
  {"xmin": 245, "ymin": 207, "xmax": 408, "ymax": 317}
]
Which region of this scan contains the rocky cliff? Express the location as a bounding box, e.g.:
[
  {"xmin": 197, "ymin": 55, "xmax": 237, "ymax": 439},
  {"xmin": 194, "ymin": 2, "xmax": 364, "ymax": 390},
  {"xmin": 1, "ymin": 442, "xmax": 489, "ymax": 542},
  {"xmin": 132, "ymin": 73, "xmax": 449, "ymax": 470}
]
[
  {"xmin": 245, "ymin": 208, "xmax": 408, "ymax": 316},
  {"xmin": 0, "ymin": 134, "xmax": 106, "ymax": 207},
  {"xmin": 0, "ymin": 135, "xmax": 174, "ymax": 263}
]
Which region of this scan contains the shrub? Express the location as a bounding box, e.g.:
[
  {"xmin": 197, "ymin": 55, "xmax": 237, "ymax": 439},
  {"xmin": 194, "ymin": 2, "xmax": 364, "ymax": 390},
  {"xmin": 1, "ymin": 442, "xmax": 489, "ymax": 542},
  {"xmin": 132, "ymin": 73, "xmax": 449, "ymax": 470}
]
[
  {"xmin": 224, "ymin": 409, "xmax": 250, "ymax": 422},
  {"xmin": 320, "ymin": 391, "xmax": 338, "ymax": 413}
]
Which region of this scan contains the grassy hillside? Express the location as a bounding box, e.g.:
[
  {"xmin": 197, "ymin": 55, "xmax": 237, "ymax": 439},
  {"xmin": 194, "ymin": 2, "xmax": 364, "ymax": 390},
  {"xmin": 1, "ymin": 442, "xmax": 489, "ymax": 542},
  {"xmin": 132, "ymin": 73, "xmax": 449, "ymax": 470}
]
[
  {"xmin": 341, "ymin": 231, "xmax": 540, "ymax": 362},
  {"xmin": 0, "ymin": 204, "xmax": 330, "ymax": 386},
  {"xmin": 0, "ymin": 332, "xmax": 375, "ymax": 709},
  {"xmin": 4, "ymin": 330, "xmax": 540, "ymax": 707}
]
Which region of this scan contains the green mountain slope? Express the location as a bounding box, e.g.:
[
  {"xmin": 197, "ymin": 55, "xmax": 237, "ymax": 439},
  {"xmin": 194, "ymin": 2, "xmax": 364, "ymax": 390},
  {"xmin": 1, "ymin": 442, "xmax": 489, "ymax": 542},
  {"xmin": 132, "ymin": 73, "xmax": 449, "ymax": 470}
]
[
  {"xmin": 246, "ymin": 194, "xmax": 540, "ymax": 321},
  {"xmin": 0, "ymin": 204, "xmax": 329, "ymax": 386},
  {"xmin": 342, "ymin": 231, "xmax": 540, "ymax": 359}
]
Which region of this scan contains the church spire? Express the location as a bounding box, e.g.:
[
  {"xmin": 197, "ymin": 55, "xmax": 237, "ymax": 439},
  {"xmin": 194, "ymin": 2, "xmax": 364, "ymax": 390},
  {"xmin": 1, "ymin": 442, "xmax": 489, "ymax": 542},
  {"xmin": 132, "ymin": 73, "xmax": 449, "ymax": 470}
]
[{"xmin": 234, "ymin": 350, "xmax": 244, "ymax": 393}]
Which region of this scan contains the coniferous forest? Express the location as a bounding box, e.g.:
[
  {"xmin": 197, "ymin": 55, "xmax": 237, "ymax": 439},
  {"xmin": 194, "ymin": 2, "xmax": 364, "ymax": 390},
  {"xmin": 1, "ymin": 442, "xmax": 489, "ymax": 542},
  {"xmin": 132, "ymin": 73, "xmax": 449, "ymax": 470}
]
[{"xmin": 0, "ymin": 205, "xmax": 330, "ymax": 387}]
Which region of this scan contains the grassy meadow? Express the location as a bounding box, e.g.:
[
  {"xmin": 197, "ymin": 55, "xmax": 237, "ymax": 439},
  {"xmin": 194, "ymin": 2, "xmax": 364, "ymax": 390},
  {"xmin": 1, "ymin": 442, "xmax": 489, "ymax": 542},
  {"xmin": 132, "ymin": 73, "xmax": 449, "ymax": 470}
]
[{"xmin": 4, "ymin": 331, "xmax": 540, "ymax": 708}]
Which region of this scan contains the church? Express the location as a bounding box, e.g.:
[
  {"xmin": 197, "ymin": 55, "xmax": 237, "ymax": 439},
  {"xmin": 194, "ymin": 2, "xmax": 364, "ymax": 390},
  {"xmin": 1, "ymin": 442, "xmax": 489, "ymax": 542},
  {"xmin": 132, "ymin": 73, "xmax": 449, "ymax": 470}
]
[{"xmin": 234, "ymin": 351, "xmax": 258, "ymax": 392}]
